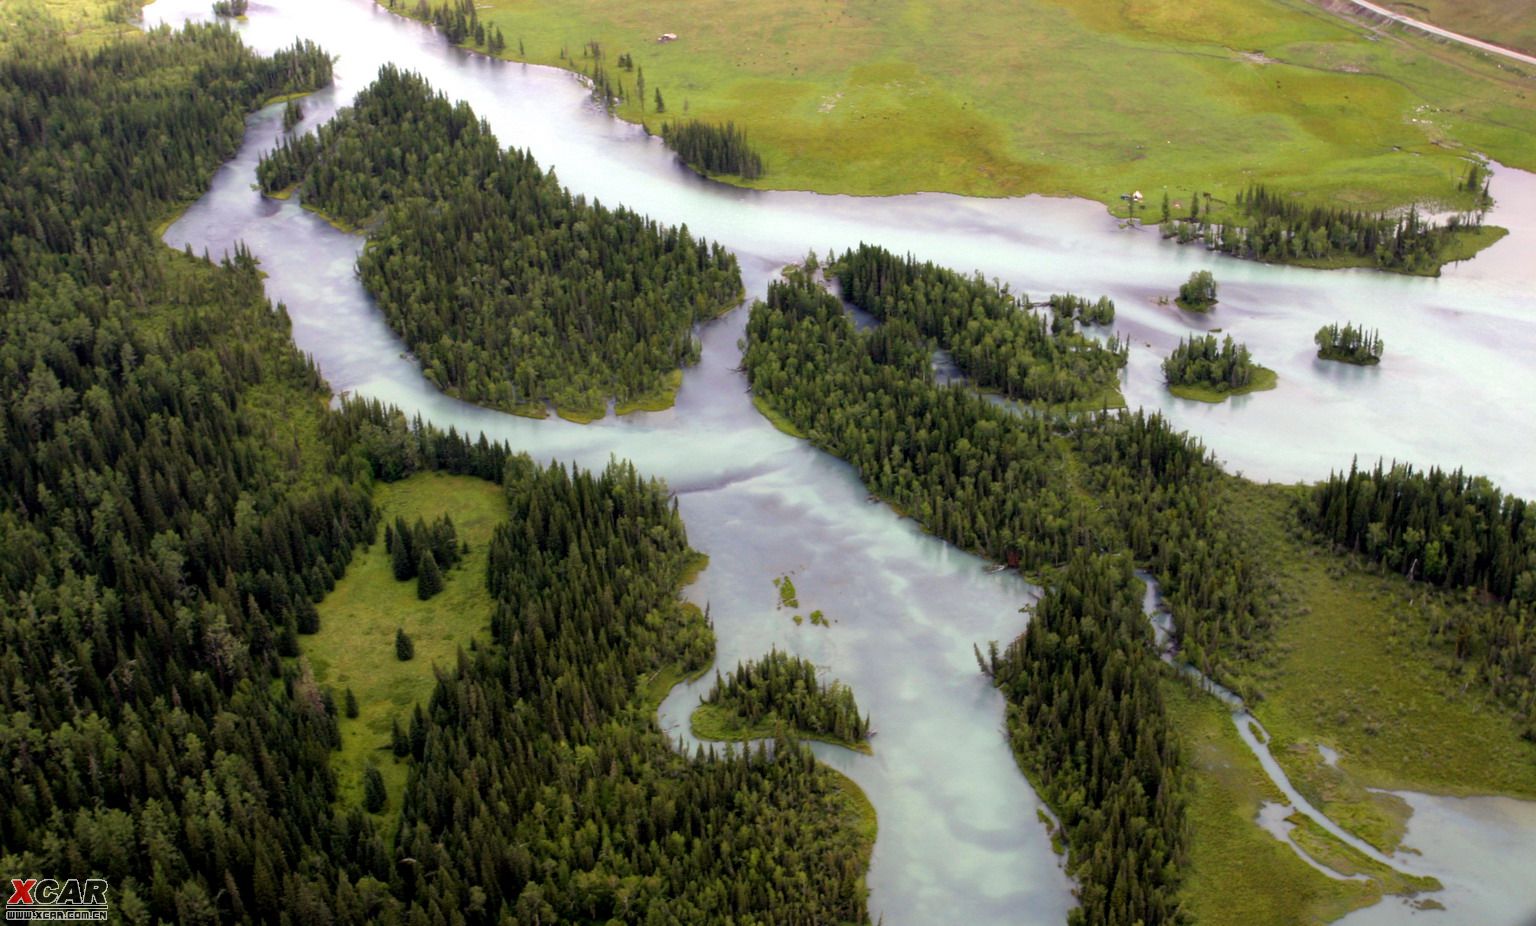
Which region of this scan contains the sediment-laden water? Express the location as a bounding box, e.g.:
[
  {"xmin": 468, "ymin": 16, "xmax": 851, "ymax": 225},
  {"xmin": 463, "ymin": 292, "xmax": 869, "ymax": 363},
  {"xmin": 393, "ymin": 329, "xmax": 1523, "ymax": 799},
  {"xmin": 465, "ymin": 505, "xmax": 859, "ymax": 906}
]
[{"xmin": 143, "ymin": 0, "xmax": 1536, "ymax": 921}]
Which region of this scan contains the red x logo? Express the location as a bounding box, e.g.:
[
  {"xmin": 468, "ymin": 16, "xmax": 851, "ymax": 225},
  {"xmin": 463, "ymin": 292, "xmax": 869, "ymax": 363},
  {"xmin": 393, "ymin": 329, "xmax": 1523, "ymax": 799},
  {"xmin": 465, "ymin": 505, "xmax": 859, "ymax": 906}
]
[{"xmin": 7, "ymin": 880, "xmax": 37, "ymax": 905}]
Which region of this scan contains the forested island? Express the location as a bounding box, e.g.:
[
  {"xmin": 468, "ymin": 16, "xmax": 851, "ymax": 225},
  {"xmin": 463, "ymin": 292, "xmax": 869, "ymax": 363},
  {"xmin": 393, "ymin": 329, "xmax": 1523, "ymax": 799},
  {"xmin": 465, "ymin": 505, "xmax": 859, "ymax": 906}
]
[
  {"xmin": 257, "ymin": 67, "xmax": 743, "ymax": 421},
  {"xmin": 835, "ymin": 244, "xmax": 1128, "ymax": 409},
  {"xmin": 693, "ymin": 649, "xmax": 872, "ymax": 752},
  {"xmin": 1162, "ymin": 333, "xmax": 1277, "ymax": 402},
  {"xmin": 1315, "ymin": 323, "xmax": 1385, "ymax": 365},
  {"xmin": 0, "ymin": 21, "xmax": 874, "ymax": 922},
  {"xmin": 1161, "ymin": 182, "xmax": 1505, "ymax": 276}
]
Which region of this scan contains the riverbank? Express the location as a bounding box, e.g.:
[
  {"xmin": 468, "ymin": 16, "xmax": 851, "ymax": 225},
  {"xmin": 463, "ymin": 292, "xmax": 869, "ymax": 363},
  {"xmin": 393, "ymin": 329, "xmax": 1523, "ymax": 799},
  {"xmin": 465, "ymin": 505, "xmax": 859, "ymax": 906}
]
[{"xmin": 384, "ymin": 0, "xmax": 1536, "ymax": 220}]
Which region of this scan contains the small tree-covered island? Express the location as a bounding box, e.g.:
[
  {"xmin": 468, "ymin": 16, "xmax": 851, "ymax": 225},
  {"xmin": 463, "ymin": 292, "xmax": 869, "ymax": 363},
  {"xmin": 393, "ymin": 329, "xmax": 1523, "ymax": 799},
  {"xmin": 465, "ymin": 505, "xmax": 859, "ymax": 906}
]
[
  {"xmin": 1162, "ymin": 333, "xmax": 1278, "ymax": 402},
  {"xmin": 1175, "ymin": 269, "xmax": 1219, "ymax": 312},
  {"xmin": 1316, "ymin": 322, "xmax": 1386, "ymax": 365}
]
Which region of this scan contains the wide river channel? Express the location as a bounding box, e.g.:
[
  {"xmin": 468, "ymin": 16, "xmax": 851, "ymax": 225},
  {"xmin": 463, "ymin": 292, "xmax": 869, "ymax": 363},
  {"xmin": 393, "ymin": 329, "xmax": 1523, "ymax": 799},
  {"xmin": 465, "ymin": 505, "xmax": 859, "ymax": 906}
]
[{"xmin": 143, "ymin": 0, "xmax": 1536, "ymax": 921}]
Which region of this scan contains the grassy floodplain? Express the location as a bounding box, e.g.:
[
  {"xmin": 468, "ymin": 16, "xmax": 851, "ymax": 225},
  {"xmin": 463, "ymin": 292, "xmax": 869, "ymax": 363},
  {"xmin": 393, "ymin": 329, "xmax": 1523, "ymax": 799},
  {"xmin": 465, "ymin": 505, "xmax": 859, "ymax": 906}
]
[
  {"xmin": 1166, "ymin": 680, "xmax": 1434, "ymax": 924},
  {"xmin": 302, "ymin": 472, "xmax": 506, "ymax": 822},
  {"xmin": 1220, "ymin": 480, "xmax": 1536, "ymax": 853},
  {"xmin": 419, "ymin": 0, "xmax": 1536, "ymax": 214}
]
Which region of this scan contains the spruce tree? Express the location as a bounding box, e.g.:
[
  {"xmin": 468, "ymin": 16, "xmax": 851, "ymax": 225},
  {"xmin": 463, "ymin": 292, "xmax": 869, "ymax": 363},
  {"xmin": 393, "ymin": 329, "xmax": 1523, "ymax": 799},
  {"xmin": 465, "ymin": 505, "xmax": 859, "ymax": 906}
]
[
  {"xmin": 396, "ymin": 627, "xmax": 415, "ymax": 661},
  {"xmin": 344, "ymin": 687, "xmax": 359, "ymax": 718},
  {"xmin": 391, "ymin": 518, "xmax": 417, "ymax": 581},
  {"xmin": 417, "ymin": 551, "xmax": 443, "ymax": 600},
  {"xmin": 362, "ymin": 766, "xmax": 387, "ymax": 813}
]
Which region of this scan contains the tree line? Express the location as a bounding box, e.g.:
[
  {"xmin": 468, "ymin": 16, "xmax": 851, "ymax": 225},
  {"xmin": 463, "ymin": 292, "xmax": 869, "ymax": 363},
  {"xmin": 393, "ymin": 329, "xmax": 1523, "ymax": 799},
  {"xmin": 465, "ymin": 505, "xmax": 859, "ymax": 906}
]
[
  {"xmin": 0, "ymin": 26, "xmax": 379, "ymax": 921},
  {"xmin": 257, "ymin": 66, "xmax": 743, "ymax": 418},
  {"xmin": 835, "ymin": 244, "xmax": 1127, "ymax": 407},
  {"xmin": 393, "ymin": 456, "xmax": 872, "ymax": 923},
  {"xmin": 740, "ymin": 262, "xmax": 1280, "ymax": 918},
  {"xmin": 702, "ymin": 648, "xmax": 870, "ymax": 744},
  {"xmin": 0, "ymin": 28, "xmax": 330, "ymax": 300},
  {"xmin": 662, "ymin": 119, "xmax": 765, "ymax": 179},
  {"xmin": 743, "ymin": 268, "xmax": 1271, "ymax": 679},
  {"xmin": 1308, "ymin": 461, "xmax": 1536, "ymax": 736}
]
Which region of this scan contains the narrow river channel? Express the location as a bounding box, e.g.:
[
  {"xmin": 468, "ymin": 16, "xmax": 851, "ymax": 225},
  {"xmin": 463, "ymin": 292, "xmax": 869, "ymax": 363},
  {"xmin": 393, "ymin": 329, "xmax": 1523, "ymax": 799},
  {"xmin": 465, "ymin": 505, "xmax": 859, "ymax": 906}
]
[{"xmin": 143, "ymin": 0, "xmax": 1536, "ymax": 922}]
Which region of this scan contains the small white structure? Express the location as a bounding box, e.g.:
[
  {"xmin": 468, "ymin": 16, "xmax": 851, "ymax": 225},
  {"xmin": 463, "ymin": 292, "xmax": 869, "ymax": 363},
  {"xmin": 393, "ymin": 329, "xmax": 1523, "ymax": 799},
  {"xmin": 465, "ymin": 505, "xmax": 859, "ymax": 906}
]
[
  {"xmin": 1132, "ymin": 190, "xmax": 1144, "ymax": 202},
  {"xmin": 657, "ymin": 32, "xmax": 678, "ymax": 43}
]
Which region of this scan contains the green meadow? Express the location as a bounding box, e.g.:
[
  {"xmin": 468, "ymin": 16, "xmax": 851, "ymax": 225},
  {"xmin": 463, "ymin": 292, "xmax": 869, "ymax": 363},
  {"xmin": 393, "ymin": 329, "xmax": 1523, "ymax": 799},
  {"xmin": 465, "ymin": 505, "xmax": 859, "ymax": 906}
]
[
  {"xmin": 1221, "ymin": 481, "xmax": 1536, "ymax": 850},
  {"xmin": 302, "ymin": 472, "xmax": 506, "ymax": 825},
  {"xmin": 447, "ymin": 0, "xmax": 1536, "ymax": 213}
]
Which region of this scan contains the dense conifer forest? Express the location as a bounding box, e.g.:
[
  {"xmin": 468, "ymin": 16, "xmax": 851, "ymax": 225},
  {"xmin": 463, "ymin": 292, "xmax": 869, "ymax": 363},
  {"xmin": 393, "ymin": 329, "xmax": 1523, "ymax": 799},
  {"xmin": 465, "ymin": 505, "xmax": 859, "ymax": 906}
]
[
  {"xmin": 1309, "ymin": 461, "xmax": 1536, "ymax": 736},
  {"xmin": 257, "ymin": 67, "xmax": 743, "ymax": 418},
  {"xmin": 700, "ymin": 649, "xmax": 870, "ymax": 745},
  {"xmin": 661, "ymin": 119, "xmax": 765, "ymax": 179},
  {"xmin": 988, "ymin": 554, "xmax": 1187, "ymax": 926},
  {"xmin": 0, "ymin": 27, "xmax": 377, "ymax": 919},
  {"xmin": 835, "ymin": 244, "xmax": 1127, "ymax": 407},
  {"xmin": 0, "ymin": 26, "xmax": 872, "ymax": 922}
]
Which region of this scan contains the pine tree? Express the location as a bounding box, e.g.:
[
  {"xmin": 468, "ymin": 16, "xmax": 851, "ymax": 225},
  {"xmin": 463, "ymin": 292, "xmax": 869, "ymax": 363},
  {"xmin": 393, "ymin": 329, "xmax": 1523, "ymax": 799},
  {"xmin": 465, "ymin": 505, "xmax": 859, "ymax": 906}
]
[
  {"xmin": 396, "ymin": 627, "xmax": 415, "ymax": 661},
  {"xmin": 345, "ymin": 687, "xmax": 359, "ymax": 718}
]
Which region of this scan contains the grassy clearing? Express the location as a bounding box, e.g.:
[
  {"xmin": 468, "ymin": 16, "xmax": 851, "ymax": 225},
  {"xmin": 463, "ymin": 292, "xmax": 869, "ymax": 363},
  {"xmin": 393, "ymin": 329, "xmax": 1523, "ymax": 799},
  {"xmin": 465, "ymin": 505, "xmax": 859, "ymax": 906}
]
[
  {"xmin": 1168, "ymin": 366, "xmax": 1278, "ymax": 403},
  {"xmin": 690, "ymin": 702, "xmax": 874, "ymax": 754},
  {"xmin": 1222, "ymin": 480, "xmax": 1536, "ymax": 847},
  {"xmin": 1166, "ymin": 679, "xmax": 1390, "ymax": 925},
  {"xmin": 411, "ymin": 0, "xmax": 1536, "ymax": 214},
  {"xmin": 303, "ymin": 472, "xmax": 506, "ymax": 827}
]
